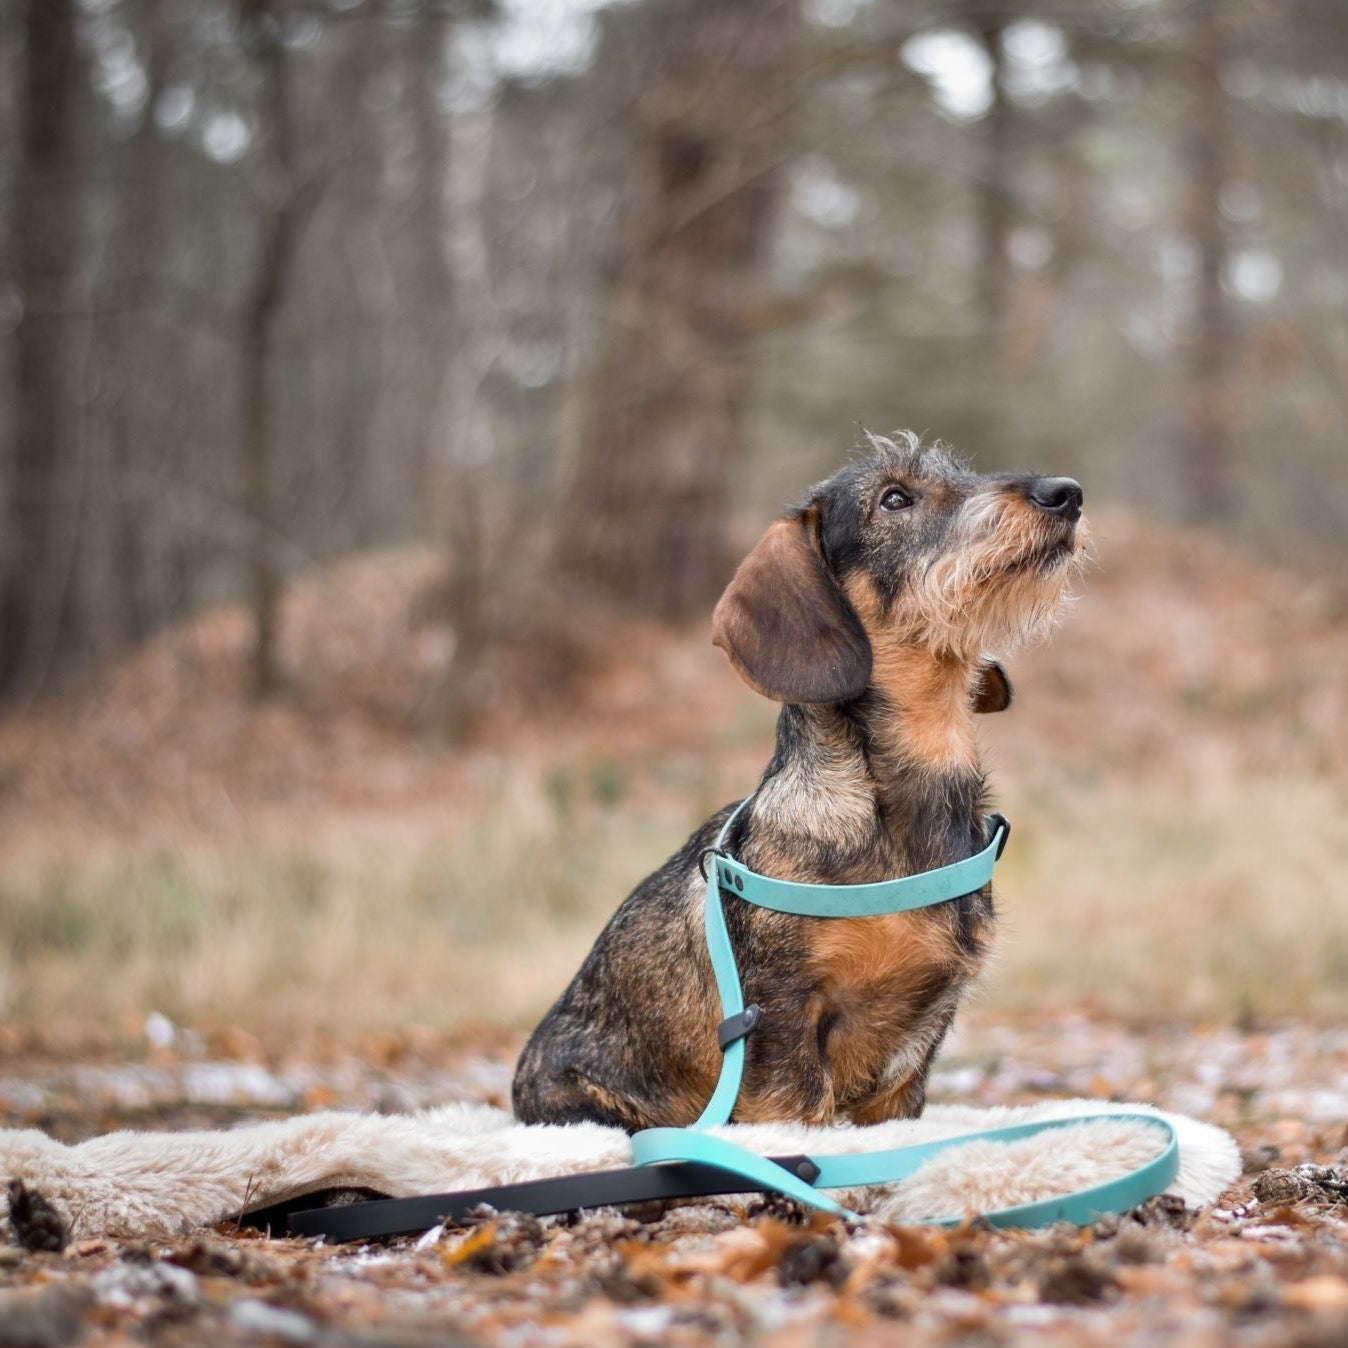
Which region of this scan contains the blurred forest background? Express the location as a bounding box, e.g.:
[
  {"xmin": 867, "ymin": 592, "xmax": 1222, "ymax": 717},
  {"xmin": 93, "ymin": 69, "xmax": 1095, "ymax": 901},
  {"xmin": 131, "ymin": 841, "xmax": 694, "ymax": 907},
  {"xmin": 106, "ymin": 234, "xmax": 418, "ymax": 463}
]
[{"xmin": 0, "ymin": 0, "xmax": 1345, "ymax": 1053}]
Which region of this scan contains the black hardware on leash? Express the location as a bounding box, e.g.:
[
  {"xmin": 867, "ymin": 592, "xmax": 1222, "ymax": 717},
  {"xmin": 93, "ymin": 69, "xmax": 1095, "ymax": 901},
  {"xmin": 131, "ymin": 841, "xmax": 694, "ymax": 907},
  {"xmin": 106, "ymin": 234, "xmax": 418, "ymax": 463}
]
[{"xmin": 281, "ymin": 1154, "xmax": 822, "ymax": 1242}]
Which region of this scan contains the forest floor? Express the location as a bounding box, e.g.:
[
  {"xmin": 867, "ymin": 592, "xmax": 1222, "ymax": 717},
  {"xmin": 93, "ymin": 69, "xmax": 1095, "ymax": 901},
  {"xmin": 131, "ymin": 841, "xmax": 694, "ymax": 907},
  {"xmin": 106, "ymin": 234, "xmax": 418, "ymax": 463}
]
[
  {"xmin": 2, "ymin": 1015, "xmax": 1348, "ymax": 1346},
  {"xmin": 1, "ymin": 511, "xmax": 1347, "ymax": 1341}
]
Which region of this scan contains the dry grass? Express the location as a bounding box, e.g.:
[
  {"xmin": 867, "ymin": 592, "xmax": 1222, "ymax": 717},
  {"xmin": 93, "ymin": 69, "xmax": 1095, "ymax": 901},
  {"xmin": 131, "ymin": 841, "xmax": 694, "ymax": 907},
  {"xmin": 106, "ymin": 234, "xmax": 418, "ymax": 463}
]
[
  {"xmin": 984, "ymin": 773, "xmax": 1348, "ymax": 1021},
  {"xmin": 0, "ymin": 514, "xmax": 1344, "ymax": 1048},
  {"xmin": 0, "ymin": 780, "xmax": 707, "ymax": 1044}
]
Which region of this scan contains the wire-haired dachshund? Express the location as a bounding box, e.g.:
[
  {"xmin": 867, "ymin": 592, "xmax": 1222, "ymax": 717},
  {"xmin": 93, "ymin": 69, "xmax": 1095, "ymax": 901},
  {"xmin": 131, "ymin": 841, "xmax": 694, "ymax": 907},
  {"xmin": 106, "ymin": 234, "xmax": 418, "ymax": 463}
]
[{"xmin": 513, "ymin": 433, "xmax": 1088, "ymax": 1132}]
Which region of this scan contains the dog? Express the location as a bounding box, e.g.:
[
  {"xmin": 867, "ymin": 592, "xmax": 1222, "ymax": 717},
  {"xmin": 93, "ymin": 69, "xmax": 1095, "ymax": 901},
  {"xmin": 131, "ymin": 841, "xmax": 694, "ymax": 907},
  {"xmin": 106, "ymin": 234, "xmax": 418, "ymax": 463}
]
[{"xmin": 512, "ymin": 433, "xmax": 1087, "ymax": 1133}]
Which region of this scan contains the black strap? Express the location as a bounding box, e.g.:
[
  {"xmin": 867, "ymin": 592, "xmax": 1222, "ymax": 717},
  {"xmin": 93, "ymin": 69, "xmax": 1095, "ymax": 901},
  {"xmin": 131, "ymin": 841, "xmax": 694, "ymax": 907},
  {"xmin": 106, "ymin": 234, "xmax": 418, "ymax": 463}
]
[
  {"xmin": 717, "ymin": 1003, "xmax": 763, "ymax": 1050},
  {"xmin": 284, "ymin": 1154, "xmax": 821, "ymax": 1242}
]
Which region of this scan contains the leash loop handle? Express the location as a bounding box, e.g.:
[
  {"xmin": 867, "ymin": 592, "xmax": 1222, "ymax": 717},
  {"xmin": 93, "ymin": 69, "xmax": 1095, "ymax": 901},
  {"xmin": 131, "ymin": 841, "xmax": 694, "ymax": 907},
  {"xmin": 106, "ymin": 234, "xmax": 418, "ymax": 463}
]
[{"xmin": 634, "ymin": 1114, "xmax": 1180, "ymax": 1229}]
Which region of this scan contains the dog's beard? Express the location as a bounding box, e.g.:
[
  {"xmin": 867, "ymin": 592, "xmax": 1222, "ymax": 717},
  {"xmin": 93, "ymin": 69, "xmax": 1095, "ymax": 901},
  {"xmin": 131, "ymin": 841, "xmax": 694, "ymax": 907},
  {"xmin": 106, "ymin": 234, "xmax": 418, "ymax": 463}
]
[{"xmin": 897, "ymin": 497, "xmax": 1091, "ymax": 662}]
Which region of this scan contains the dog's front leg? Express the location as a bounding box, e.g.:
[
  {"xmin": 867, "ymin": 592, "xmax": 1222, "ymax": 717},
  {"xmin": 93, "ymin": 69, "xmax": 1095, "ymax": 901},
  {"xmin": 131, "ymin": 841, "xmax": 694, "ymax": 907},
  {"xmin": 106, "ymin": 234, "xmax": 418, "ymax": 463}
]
[
  {"xmin": 731, "ymin": 993, "xmax": 838, "ymax": 1126},
  {"xmin": 847, "ymin": 1067, "xmax": 928, "ymax": 1125},
  {"xmin": 845, "ymin": 1006, "xmax": 955, "ymax": 1124}
]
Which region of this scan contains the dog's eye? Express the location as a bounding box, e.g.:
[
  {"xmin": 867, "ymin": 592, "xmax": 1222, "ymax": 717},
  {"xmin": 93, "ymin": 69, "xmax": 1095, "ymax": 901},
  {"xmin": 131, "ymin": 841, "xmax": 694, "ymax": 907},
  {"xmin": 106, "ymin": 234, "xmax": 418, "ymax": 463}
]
[{"xmin": 879, "ymin": 486, "xmax": 912, "ymax": 512}]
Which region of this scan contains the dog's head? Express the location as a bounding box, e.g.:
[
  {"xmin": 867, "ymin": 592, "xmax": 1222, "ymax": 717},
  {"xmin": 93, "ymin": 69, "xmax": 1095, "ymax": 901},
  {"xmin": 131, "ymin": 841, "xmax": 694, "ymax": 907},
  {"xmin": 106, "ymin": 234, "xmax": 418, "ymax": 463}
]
[{"xmin": 712, "ymin": 433, "xmax": 1089, "ymax": 708}]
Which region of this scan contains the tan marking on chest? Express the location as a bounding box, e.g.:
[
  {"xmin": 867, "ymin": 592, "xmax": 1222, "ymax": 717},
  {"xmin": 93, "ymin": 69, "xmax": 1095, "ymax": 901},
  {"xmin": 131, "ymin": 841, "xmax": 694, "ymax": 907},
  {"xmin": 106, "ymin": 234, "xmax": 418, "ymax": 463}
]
[
  {"xmin": 811, "ymin": 909, "xmax": 960, "ymax": 988},
  {"xmin": 843, "ymin": 577, "xmax": 980, "ymax": 772},
  {"xmin": 807, "ymin": 908, "xmax": 986, "ymax": 1102}
]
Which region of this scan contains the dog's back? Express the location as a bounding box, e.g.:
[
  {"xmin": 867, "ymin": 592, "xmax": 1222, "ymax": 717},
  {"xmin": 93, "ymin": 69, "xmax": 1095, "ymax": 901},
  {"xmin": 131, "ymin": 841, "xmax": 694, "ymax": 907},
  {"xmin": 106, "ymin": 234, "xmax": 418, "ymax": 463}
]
[{"xmin": 512, "ymin": 815, "xmax": 728, "ymax": 1130}]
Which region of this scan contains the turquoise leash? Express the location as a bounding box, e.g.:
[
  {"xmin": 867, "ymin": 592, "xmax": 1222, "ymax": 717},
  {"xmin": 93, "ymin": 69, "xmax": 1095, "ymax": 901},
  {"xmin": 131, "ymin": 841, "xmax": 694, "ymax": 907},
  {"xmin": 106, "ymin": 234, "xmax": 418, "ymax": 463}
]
[
  {"xmin": 289, "ymin": 799, "xmax": 1180, "ymax": 1243},
  {"xmin": 631, "ymin": 801, "xmax": 1180, "ymax": 1227}
]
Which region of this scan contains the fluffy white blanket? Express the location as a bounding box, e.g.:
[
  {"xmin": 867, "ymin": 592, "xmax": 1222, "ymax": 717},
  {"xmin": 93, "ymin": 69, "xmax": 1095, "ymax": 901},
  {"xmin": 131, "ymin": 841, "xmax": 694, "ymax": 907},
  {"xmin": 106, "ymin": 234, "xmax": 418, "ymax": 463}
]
[{"xmin": 0, "ymin": 1097, "xmax": 1238, "ymax": 1242}]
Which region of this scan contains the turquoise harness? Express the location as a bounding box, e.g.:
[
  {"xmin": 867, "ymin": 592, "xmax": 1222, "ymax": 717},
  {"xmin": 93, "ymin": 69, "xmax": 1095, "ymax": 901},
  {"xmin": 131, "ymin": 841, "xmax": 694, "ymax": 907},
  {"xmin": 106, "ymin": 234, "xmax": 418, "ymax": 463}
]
[{"xmin": 630, "ymin": 802, "xmax": 1179, "ymax": 1226}]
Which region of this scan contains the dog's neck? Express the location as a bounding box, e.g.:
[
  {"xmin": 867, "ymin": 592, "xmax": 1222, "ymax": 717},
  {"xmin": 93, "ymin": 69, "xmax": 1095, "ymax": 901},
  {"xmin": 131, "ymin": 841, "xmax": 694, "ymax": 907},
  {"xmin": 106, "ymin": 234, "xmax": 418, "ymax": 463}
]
[
  {"xmin": 744, "ymin": 649, "xmax": 988, "ymax": 882},
  {"xmin": 860, "ymin": 644, "xmax": 981, "ymax": 774}
]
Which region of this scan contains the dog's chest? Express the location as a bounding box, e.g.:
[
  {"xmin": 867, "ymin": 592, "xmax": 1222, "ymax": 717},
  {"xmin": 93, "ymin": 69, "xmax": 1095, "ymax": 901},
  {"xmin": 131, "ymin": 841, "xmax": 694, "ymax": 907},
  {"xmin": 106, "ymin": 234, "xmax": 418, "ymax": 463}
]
[{"xmin": 807, "ymin": 908, "xmax": 985, "ymax": 1091}]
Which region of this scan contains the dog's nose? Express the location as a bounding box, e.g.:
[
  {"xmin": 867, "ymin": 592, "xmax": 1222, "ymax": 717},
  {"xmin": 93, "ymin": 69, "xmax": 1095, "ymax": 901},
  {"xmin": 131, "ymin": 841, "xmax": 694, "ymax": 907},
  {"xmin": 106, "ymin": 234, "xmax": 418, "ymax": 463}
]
[{"xmin": 1027, "ymin": 477, "xmax": 1083, "ymax": 522}]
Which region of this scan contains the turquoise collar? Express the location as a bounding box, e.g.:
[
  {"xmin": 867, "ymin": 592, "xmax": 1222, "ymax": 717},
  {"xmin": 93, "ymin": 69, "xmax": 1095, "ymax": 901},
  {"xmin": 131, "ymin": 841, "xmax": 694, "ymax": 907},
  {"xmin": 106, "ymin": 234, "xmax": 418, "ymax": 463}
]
[{"xmin": 706, "ymin": 803, "xmax": 1010, "ymax": 918}]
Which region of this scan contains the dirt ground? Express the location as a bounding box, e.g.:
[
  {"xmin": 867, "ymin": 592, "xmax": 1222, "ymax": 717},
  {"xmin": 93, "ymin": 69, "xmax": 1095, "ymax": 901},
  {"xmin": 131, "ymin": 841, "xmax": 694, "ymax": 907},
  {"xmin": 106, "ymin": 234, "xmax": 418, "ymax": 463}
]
[{"xmin": 3, "ymin": 1013, "xmax": 1347, "ymax": 1347}]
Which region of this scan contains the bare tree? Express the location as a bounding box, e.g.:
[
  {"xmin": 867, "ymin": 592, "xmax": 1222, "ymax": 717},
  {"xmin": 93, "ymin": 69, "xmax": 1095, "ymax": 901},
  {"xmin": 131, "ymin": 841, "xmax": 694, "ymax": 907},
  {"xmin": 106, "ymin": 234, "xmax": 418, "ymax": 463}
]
[
  {"xmin": 1183, "ymin": 0, "xmax": 1233, "ymax": 521},
  {"xmin": 239, "ymin": 0, "xmax": 305, "ymax": 696},
  {"xmin": 557, "ymin": 0, "xmax": 805, "ymax": 618},
  {"xmin": 103, "ymin": 7, "xmax": 174, "ymax": 651},
  {"xmin": 972, "ymin": 12, "xmax": 1012, "ymax": 337},
  {"xmin": 1, "ymin": 0, "xmax": 80, "ymax": 700}
]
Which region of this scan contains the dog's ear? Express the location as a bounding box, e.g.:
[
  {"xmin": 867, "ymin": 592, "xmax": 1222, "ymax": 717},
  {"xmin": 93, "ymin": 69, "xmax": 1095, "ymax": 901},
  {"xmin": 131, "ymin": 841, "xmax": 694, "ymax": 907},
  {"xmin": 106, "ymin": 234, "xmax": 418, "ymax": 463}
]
[
  {"xmin": 712, "ymin": 509, "xmax": 872, "ymax": 704},
  {"xmin": 972, "ymin": 659, "xmax": 1013, "ymax": 713}
]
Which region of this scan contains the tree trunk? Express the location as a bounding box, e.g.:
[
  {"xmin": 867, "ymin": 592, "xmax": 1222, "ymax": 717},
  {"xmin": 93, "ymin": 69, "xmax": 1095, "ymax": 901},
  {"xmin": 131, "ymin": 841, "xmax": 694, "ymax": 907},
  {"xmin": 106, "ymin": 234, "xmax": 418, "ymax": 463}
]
[
  {"xmin": 1, "ymin": 0, "xmax": 80, "ymax": 700},
  {"xmin": 108, "ymin": 12, "xmax": 174, "ymax": 651},
  {"xmin": 240, "ymin": 0, "xmax": 299, "ymax": 697},
  {"xmin": 557, "ymin": 0, "xmax": 804, "ymax": 619},
  {"xmin": 1184, "ymin": 0, "xmax": 1233, "ymax": 522},
  {"xmin": 973, "ymin": 17, "xmax": 1012, "ymax": 338}
]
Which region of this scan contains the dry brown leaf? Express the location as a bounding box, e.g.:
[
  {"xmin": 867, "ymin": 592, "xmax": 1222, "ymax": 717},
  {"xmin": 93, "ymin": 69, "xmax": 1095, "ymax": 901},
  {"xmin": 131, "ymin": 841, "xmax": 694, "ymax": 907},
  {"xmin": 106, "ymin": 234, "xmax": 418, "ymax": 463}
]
[
  {"xmin": 886, "ymin": 1224, "xmax": 944, "ymax": 1270},
  {"xmin": 441, "ymin": 1223, "xmax": 498, "ymax": 1268}
]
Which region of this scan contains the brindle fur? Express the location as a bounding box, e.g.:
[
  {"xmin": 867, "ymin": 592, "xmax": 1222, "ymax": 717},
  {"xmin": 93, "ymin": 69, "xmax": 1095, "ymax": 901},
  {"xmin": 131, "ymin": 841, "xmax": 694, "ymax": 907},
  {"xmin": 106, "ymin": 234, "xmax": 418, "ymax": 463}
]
[{"xmin": 512, "ymin": 434, "xmax": 1087, "ymax": 1132}]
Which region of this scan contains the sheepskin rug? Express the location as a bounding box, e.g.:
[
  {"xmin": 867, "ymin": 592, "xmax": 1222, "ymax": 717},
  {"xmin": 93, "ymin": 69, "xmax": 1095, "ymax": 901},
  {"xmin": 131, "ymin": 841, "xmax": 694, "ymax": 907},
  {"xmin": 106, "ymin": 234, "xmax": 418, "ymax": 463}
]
[{"xmin": 0, "ymin": 1097, "xmax": 1238, "ymax": 1242}]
